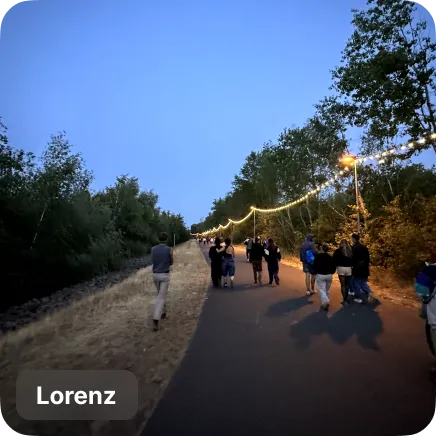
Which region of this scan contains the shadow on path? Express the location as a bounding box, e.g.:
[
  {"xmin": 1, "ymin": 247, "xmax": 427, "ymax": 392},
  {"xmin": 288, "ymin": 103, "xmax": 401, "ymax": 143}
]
[
  {"xmin": 266, "ymin": 296, "xmax": 314, "ymax": 317},
  {"xmin": 289, "ymin": 300, "xmax": 384, "ymax": 351}
]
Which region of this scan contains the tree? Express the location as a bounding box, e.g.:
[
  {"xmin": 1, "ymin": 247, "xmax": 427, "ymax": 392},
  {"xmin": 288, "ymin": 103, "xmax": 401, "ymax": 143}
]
[
  {"xmin": 331, "ymin": 0, "xmax": 436, "ymax": 153},
  {"xmin": 0, "ymin": 121, "xmax": 190, "ymax": 310}
]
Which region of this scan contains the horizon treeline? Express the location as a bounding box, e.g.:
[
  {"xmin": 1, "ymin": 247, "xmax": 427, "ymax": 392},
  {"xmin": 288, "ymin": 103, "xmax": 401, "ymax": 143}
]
[{"xmin": 0, "ymin": 120, "xmax": 190, "ymax": 309}]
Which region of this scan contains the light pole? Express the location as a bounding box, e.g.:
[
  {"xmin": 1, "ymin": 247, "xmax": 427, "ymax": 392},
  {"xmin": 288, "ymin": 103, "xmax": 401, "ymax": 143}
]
[{"xmin": 341, "ymin": 155, "xmax": 360, "ymax": 235}]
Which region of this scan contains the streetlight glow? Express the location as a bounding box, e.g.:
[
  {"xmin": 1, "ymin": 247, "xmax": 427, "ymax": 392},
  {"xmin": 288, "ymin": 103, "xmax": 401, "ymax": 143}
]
[{"xmin": 341, "ymin": 155, "xmax": 356, "ymax": 165}]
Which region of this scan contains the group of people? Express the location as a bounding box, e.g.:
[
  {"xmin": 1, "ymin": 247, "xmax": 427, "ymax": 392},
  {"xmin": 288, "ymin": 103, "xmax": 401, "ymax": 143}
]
[
  {"xmin": 199, "ymin": 237, "xmax": 214, "ymax": 246},
  {"xmin": 300, "ymin": 233, "xmax": 372, "ymax": 310},
  {"xmin": 243, "ymin": 232, "xmax": 373, "ymax": 311},
  {"xmin": 209, "ymin": 236, "xmax": 282, "ymax": 288},
  {"xmin": 201, "ymin": 231, "xmax": 373, "ymax": 312},
  {"xmin": 158, "ymin": 232, "xmax": 436, "ymax": 381}
]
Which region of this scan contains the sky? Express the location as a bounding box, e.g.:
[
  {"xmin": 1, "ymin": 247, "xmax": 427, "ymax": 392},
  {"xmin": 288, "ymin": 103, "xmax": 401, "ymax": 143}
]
[{"xmin": 0, "ymin": 0, "xmax": 435, "ymax": 227}]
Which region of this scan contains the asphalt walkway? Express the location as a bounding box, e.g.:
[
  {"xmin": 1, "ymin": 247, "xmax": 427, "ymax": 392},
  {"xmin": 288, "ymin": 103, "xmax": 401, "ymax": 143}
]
[{"xmin": 143, "ymin": 244, "xmax": 435, "ymax": 436}]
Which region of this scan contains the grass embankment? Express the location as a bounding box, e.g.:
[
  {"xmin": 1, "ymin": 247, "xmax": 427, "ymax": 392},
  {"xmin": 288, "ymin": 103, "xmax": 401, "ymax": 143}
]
[
  {"xmin": 0, "ymin": 240, "xmax": 210, "ymax": 436},
  {"xmin": 235, "ymin": 245, "xmax": 418, "ymax": 309}
]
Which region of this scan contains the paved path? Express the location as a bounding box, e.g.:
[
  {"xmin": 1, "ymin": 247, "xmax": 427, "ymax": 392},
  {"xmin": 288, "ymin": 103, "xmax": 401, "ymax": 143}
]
[{"xmin": 143, "ymin": 245, "xmax": 435, "ymax": 436}]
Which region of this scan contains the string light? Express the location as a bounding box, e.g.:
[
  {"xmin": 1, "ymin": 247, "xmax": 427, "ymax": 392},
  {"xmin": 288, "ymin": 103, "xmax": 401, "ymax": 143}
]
[{"xmin": 195, "ymin": 133, "xmax": 435, "ymax": 236}]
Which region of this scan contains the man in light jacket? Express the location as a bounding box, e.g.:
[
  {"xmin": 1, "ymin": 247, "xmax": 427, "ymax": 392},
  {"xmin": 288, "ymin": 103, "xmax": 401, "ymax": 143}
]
[{"xmin": 151, "ymin": 232, "xmax": 174, "ymax": 331}]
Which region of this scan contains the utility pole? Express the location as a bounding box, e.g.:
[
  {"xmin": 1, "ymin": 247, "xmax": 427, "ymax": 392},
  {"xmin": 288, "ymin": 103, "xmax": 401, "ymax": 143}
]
[{"xmin": 354, "ymin": 161, "xmax": 360, "ymax": 235}]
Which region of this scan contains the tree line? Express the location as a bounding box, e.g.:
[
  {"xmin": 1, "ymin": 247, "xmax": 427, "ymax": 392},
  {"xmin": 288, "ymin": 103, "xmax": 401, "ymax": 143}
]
[
  {"xmin": 0, "ymin": 121, "xmax": 190, "ymax": 310},
  {"xmin": 192, "ymin": 0, "xmax": 436, "ymax": 281}
]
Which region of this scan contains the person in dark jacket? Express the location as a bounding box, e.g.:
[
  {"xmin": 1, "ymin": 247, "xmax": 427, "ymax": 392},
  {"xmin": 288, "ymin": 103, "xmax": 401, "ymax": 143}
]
[
  {"xmin": 333, "ymin": 239, "xmax": 354, "ymax": 305},
  {"xmin": 250, "ymin": 236, "xmax": 265, "ymax": 284},
  {"xmin": 351, "ymin": 234, "xmax": 372, "ymax": 303},
  {"xmin": 209, "ymin": 238, "xmax": 223, "ymax": 288},
  {"xmin": 300, "ymin": 234, "xmax": 318, "ymax": 295},
  {"xmin": 313, "ymin": 244, "xmax": 336, "ymax": 310},
  {"xmin": 264, "ymin": 238, "xmax": 281, "ymax": 285}
]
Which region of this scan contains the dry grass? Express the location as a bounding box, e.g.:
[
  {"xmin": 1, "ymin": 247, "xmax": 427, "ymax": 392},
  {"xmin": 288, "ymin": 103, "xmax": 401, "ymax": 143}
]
[
  {"xmin": 236, "ymin": 245, "xmax": 418, "ymax": 309},
  {"xmin": 0, "ymin": 240, "xmax": 210, "ymax": 436}
]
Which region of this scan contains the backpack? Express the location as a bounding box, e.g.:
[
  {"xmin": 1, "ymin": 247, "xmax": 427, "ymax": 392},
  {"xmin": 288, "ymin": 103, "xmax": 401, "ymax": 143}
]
[{"xmin": 306, "ymin": 250, "xmax": 315, "ymax": 265}]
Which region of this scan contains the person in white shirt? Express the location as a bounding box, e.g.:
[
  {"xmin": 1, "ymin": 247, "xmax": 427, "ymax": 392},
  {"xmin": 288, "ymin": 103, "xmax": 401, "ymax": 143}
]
[{"xmin": 244, "ymin": 237, "xmax": 253, "ymax": 262}]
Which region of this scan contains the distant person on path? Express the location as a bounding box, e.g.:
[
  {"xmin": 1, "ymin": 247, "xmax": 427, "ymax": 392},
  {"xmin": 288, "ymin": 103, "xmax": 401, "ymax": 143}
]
[
  {"xmin": 264, "ymin": 238, "xmax": 281, "ymax": 285},
  {"xmin": 244, "ymin": 237, "xmax": 253, "ymax": 262},
  {"xmin": 151, "ymin": 232, "xmax": 174, "ymax": 331},
  {"xmin": 209, "ymin": 237, "xmax": 223, "ymax": 288},
  {"xmin": 300, "ymin": 234, "xmax": 317, "ymax": 296},
  {"xmin": 313, "ymin": 244, "xmax": 336, "ymax": 310},
  {"xmin": 333, "ymin": 239, "xmax": 354, "ymax": 305},
  {"xmin": 250, "ymin": 236, "xmax": 265, "ymax": 284},
  {"xmin": 351, "ymin": 234, "xmax": 372, "ymax": 304},
  {"xmin": 217, "ymin": 238, "xmax": 235, "ymax": 288},
  {"xmin": 203, "ymin": 238, "xmax": 207, "ymax": 246}
]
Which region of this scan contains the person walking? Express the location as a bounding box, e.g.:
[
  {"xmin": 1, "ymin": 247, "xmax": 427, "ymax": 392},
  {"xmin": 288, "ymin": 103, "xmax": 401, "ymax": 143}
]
[
  {"xmin": 250, "ymin": 236, "xmax": 265, "ymax": 284},
  {"xmin": 333, "ymin": 239, "xmax": 354, "ymax": 305},
  {"xmin": 300, "ymin": 234, "xmax": 318, "ymax": 296},
  {"xmin": 209, "ymin": 237, "xmax": 223, "ymax": 288},
  {"xmin": 264, "ymin": 238, "xmax": 281, "ymax": 285},
  {"xmin": 151, "ymin": 232, "xmax": 174, "ymax": 331},
  {"xmin": 217, "ymin": 238, "xmax": 235, "ymax": 288},
  {"xmin": 313, "ymin": 244, "xmax": 336, "ymax": 310},
  {"xmin": 244, "ymin": 237, "xmax": 253, "ymax": 262},
  {"xmin": 351, "ymin": 234, "xmax": 372, "ymax": 304}
]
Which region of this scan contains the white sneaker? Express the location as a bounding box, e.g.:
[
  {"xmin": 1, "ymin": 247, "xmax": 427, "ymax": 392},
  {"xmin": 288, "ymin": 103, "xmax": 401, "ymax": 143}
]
[
  {"xmin": 354, "ymin": 298, "xmax": 363, "ymax": 304},
  {"xmin": 349, "ymin": 291, "xmax": 355, "ymax": 296}
]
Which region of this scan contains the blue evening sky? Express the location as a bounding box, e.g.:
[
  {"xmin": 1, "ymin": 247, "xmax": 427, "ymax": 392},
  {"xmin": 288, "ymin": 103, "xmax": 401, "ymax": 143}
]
[{"xmin": 0, "ymin": 0, "xmax": 435, "ymax": 226}]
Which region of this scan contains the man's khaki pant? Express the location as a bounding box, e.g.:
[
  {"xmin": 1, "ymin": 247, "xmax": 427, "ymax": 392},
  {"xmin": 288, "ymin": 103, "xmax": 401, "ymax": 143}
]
[{"xmin": 153, "ymin": 273, "xmax": 170, "ymax": 321}]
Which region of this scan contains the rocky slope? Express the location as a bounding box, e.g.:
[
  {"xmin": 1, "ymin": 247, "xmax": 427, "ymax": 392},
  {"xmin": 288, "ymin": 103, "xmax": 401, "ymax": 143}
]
[{"xmin": 0, "ymin": 255, "xmax": 152, "ymax": 334}]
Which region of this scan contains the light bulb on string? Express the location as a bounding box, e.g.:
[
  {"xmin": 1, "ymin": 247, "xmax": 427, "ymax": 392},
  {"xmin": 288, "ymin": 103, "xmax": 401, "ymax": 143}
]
[{"xmin": 201, "ymin": 133, "xmax": 435, "ymax": 229}]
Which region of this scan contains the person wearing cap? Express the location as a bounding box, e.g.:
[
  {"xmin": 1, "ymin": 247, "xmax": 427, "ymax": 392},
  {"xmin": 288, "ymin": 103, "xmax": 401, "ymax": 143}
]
[{"xmin": 250, "ymin": 236, "xmax": 265, "ymax": 284}]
